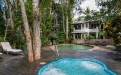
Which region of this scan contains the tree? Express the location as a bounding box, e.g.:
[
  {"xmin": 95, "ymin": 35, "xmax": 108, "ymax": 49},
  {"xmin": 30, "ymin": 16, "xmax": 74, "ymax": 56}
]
[
  {"xmin": 19, "ymin": 0, "xmax": 34, "ymax": 62},
  {"xmin": 65, "ymin": 0, "xmax": 69, "ymax": 43},
  {"xmin": 3, "ymin": 0, "xmax": 14, "ymax": 29},
  {"xmin": 91, "ymin": 10, "xmax": 100, "ymax": 20},
  {"xmin": 63, "ymin": 0, "xmax": 84, "ymax": 43},
  {"xmin": 104, "ymin": 15, "xmax": 121, "ymax": 45},
  {"xmin": 33, "ymin": 0, "xmax": 41, "ymax": 60},
  {"xmin": 1, "ymin": 0, "xmax": 85, "ymax": 62},
  {"xmin": 0, "ymin": 5, "xmax": 5, "ymax": 41},
  {"xmin": 19, "ymin": 0, "xmax": 52, "ymax": 62},
  {"xmin": 83, "ymin": 7, "xmax": 92, "ymax": 21},
  {"xmin": 95, "ymin": 0, "xmax": 121, "ymax": 22}
]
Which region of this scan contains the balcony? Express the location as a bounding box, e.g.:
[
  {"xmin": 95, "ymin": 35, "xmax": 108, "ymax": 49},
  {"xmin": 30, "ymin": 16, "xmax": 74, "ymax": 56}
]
[{"xmin": 72, "ymin": 28, "xmax": 99, "ymax": 33}]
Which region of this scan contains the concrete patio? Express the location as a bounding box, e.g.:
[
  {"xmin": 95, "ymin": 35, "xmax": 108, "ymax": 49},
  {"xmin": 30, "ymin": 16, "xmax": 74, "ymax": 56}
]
[{"xmin": 0, "ymin": 45, "xmax": 121, "ymax": 75}]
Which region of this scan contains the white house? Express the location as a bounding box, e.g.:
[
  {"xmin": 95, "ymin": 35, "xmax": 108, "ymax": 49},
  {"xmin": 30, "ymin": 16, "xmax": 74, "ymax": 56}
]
[{"xmin": 72, "ymin": 19, "xmax": 105, "ymax": 39}]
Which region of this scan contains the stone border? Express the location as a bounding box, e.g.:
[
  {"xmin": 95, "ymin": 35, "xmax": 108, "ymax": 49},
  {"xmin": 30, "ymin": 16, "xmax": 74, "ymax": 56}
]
[
  {"xmin": 49, "ymin": 44, "xmax": 115, "ymax": 52},
  {"xmin": 50, "ymin": 44, "xmax": 94, "ymax": 51}
]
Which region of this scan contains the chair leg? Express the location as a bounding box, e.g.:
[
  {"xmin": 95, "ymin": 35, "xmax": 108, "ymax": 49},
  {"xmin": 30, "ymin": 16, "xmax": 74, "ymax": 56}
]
[
  {"xmin": 7, "ymin": 52, "xmax": 9, "ymax": 55},
  {"xmin": 6, "ymin": 51, "xmax": 9, "ymax": 55},
  {"xmin": 0, "ymin": 56, "xmax": 3, "ymax": 59}
]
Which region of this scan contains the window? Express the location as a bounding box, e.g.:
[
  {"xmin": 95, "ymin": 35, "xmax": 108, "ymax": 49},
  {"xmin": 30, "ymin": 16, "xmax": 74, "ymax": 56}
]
[
  {"xmin": 82, "ymin": 24, "xmax": 84, "ymax": 28},
  {"xmin": 75, "ymin": 33, "xmax": 81, "ymax": 39},
  {"xmin": 86, "ymin": 23, "xmax": 88, "ymax": 28},
  {"xmin": 74, "ymin": 25, "xmax": 77, "ymax": 29},
  {"xmin": 78, "ymin": 25, "xmax": 81, "ymax": 29}
]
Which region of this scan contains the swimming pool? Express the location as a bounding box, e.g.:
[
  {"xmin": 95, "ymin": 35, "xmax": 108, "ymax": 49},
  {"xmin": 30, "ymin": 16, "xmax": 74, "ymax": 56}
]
[
  {"xmin": 57, "ymin": 44, "xmax": 92, "ymax": 50},
  {"xmin": 38, "ymin": 58, "xmax": 116, "ymax": 75}
]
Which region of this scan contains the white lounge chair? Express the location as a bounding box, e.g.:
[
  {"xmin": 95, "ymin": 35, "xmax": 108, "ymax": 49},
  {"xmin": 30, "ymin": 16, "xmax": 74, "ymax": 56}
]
[
  {"xmin": 0, "ymin": 52, "xmax": 2, "ymax": 55},
  {"xmin": 1, "ymin": 42, "xmax": 22, "ymax": 55},
  {"xmin": 0, "ymin": 52, "xmax": 3, "ymax": 59}
]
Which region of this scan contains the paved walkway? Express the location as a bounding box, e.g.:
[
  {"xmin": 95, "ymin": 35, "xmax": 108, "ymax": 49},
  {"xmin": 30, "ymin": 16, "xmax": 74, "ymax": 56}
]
[{"xmin": 0, "ymin": 45, "xmax": 121, "ymax": 75}]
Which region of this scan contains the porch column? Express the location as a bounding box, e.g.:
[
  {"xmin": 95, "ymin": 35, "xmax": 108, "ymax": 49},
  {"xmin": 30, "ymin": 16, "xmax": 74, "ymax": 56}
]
[
  {"xmin": 87, "ymin": 22, "xmax": 89, "ymax": 29},
  {"xmin": 73, "ymin": 33, "xmax": 75, "ymax": 39},
  {"xmin": 84, "ymin": 34, "xmax": 86, "ymax": 39},
  {"xmin": 96, "ymin": 32, "xmax": 98, "ymax": 39},
  {"xmin": 96, "ymin": 26, "xmax": 99, "ymax": 39},
  {"xmin": 81, "ymin": 34, "xmax": 82, "ymax": 39}
]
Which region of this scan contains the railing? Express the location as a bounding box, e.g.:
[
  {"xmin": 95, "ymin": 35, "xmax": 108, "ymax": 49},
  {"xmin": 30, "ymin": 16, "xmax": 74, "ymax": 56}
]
[
  {"xmin": 73, "ymin": 28, "xmax": 99, "ymax": 33},
  {"xmin": 55, "ymin": 45, "xmax": 60, "ymax": 60}
]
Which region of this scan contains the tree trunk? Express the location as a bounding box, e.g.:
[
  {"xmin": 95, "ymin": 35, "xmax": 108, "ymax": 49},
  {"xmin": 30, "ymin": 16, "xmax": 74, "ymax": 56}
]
[
  {"xmin": 61, "ymin": 0, "xmax": 65, "ymax": 33},
  {"xmin": 7, "ymin": 0, "xmax": 14, "ymax": 29},
  {"xmin": 19, "ymin": 0, "xmax": 34, "ymax": 62},
  {"xmin": 3, "ymin": 0, "xmax": 8, "ymax": 41},
  {"xmin": 62, "ymin": 6, "xmax": 65, "ymax": 33},
  {"xmin": 65, "ymin": 0, "xmax": 69, "ymax": 43},
  {"xmin": 33, "ymin": 0, "xmax": 41, "ymax": 60},
  {"xmin": 50, "ymin": 0, "xmax": 52, "ymax": 14},
  {"xmin": 3, "ymin": 0, "xmax": 8, "ymax": 10}
]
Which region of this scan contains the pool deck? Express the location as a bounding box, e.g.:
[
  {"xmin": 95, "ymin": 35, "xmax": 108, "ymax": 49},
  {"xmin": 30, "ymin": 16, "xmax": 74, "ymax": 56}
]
[{"xmin": 0, "ymin": 45, "xmax": 121, "ymax": 75}]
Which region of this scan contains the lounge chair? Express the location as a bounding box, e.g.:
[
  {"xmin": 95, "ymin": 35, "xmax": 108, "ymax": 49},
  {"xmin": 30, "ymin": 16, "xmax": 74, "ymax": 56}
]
[
  {"xmin": 0, "ymin": 52, "xmax": 3, "ymax": 59},
  {"xmin": 102, "ymin": 41, "xmax": 107, "ymax": 46},
  {"xmin": 95, "ymin": 41, "xmax": 100, "ymax": 45},
  {"xmin": 0, "ymin": 42, "xmax": 22, "ymax": 55},
  {"xmin": 113, "ymin": 50, "xmax": 121, "ymax": 60}
]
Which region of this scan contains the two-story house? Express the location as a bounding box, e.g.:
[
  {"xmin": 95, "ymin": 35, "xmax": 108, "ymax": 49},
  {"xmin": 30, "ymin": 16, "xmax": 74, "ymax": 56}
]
[{"xmin": 72, "ymin": 19, "xmax": 104, "ymax": 39}]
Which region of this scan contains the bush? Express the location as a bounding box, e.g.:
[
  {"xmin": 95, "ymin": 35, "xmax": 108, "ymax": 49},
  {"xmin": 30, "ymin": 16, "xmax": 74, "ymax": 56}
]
[
  {"xmin": 57, "ymin": 32, "xmax": 65, "ymax": 44},
  {"xmin": 84, "ymin": 35, "xmax": 96, "ymax": 39},
  {"xmin": 0, "ymin": 37, "xmax": 4, "ymax": 42}
]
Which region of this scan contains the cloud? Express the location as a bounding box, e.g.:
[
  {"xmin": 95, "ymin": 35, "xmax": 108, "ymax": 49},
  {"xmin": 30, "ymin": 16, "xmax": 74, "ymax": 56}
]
[
  {"xmin": 80, "ymin": 0, "xmax": 99, "ymax": 11},
  {"xmin": 74, "ymin": 0, "xmax": 100, "ymax": 19}
]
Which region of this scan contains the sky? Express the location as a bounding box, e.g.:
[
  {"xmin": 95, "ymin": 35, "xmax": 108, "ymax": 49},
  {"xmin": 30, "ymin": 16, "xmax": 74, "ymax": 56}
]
[
  {"xmin": 80, "ymin": 0, "xmax": 99, "ymax": 11},
  {"xmin": 74, "ymin": 0, "xmax": 100, "ymax": 18}
]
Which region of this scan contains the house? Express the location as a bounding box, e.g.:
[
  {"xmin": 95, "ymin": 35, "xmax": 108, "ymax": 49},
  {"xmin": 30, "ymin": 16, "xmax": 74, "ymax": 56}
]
[{"xmin": 72, "ymin": 19, "xmax": 105, "ymax": 39}]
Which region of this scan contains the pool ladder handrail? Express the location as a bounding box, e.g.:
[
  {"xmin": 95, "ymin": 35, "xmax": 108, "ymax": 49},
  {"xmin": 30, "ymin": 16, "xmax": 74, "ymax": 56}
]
[{"xmin": 55, "ymin": 45, "xmax": 60, "ymax": 60}]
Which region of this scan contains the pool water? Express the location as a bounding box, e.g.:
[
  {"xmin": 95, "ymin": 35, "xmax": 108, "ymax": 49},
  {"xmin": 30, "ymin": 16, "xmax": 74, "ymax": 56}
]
[
  {"xmin": 57, "ymin": 44, "xmax": 92, "ymax": 50},
  {"xmin": 38, "ymin": 58, "xmax": 116, "ymax": 75}
]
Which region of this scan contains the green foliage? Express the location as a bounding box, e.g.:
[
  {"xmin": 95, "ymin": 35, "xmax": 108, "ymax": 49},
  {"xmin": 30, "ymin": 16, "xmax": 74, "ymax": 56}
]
[
  {"xmin": 57, "ymin": 32, "xmax": 65, "ymax": 43},
  {"xmin": 40, "ymin": 9, "xmax": 53, "ymax": 46},
  {"xmin": 84, "ymin": 35, "xmax": 96, "ymax": 39},
  {"xmin": 40, "ymin": 0, "xmax": 51, "ymax": 10},
  {"xmin": 7, "ymin": 1, "xmax": 26, "ymax": 50},
  {"xmin": 83, "ymin": 7, "xmax": 92, "ymax": 21},
  {"xmin": 41, "ymin": 34, "xmax": 50, "ymax": 46},
  {"xmin": 99, "ymin": 31, "xmax": 106, "ymax": 36},
  {"xmin": 49, "ymin": 32, "xmax": 58, "ymax": 40},
  {"xmin": 1, "ymin": 0, "xmax": 84, "ymax": 47},
  {"xmin": 69, "ymin": 35, "xmax": 73, "ymax": 43},
  {"xmin": 25, "ymin": 0, "xmax": 33, "ymax": 28},
  {"xmin": 76, "ymin": 16, "xmax": 84, "ymax": 21},
  {"xmin": 0, "ymin": 8, "xmax": 5, "ymax": 37},
  {"xmin": 96, "ymin": 0, "xmax": 121, "ymax": 23},
  {"xmin": 6, "ymin": 30, "xmax": 26, "ymax": 50},
  {"xmin": 0, "ymin": 37, "xmax": 4, "ymax": 42},
  {"xmin": 104, "ymin": 15, "xmax": 121, "ymax": 45}
]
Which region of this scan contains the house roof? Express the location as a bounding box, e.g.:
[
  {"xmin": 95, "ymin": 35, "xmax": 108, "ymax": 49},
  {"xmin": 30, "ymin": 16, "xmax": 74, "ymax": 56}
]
[
  {"xmin": 72, "ymin": 19, "xmax": 102, "ymax": 25},
  {"xmin": 72, "ymin": 19, "xmax": 86, "ymax": 25}
]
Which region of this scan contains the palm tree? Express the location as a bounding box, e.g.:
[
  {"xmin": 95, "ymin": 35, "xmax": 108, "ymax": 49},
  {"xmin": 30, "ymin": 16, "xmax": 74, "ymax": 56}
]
[
  {"xmin": 91, "ymin": 10, "xmax": 99, "ymax": 20},
  {"xmin": 83, "ymin": 7, "xmax": 92, "ymax": 21}
]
